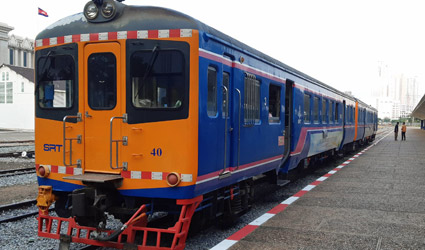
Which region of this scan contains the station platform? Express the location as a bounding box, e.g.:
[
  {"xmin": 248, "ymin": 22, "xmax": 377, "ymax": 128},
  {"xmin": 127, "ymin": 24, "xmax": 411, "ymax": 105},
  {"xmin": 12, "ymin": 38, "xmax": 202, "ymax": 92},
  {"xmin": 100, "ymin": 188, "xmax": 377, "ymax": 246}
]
[
  {"xmin": 214, "ymin": 127, "xmax": 425, "ymax": 249},
  {"xmin": 0, "ymin": 129, "xmax": 34, "ymax": 143}
]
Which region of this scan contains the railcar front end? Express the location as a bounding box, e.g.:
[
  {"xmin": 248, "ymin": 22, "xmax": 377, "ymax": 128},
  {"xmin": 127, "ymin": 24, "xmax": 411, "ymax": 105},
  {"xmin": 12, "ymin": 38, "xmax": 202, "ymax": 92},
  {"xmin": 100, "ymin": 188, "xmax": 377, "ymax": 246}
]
[{"xmin": 35, "ymin": 1, "xmax": 202, "ymax": 249}]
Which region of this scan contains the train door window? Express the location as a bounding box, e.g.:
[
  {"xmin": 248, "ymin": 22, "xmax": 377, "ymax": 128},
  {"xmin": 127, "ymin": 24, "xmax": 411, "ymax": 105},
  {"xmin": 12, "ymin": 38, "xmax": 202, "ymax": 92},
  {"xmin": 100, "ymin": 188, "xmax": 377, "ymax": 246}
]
[
  {"xmin": 313, "ymin": 96, "xmax": 319, "ymax": 123},
  {"xmin": 222, "ymin": 72, "xmax": 229, "ymax": 118},
  {"xmin": 269, "ymin": 84, "xmax": 280, "ymax": 123},
  {"xmin": 37, "ymin": 54, "xmax": 75, "ymax": 108},
  {"xmin": 329, "ymin": 101, "xmax": 333, "ymax": 123},
  {"xmin": 335, "ymin": 102, "xmax": 339, "ymax": 123},
  {"xmin": 304, "ymin": 93, "xmax": 311, "ymax": 123},
  {"xmin": 244, "ymin": 73, "xmax": 260, "ymax": 124},
  {"xmin": 207, "ymin": 66, "xmax": 217, "ymax": 117},
  {"xmin": 88, "ymin": 53, "xmax": 116, "ymax": 109},
  {"xmin": 322, "ymin": 99, "xmax": 327, "ymax": 124}
]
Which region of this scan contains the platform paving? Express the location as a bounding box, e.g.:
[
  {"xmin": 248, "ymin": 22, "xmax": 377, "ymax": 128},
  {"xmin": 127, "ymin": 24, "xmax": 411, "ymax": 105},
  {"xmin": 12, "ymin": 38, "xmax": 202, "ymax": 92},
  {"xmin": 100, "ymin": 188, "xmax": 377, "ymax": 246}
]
[
  {"xmin": 0, "ymin": 129, "xmax": 34, "ymax": 142},
  {"xmin": 229, "ymin": 127, "xmax": 425, "ymax": 249}
]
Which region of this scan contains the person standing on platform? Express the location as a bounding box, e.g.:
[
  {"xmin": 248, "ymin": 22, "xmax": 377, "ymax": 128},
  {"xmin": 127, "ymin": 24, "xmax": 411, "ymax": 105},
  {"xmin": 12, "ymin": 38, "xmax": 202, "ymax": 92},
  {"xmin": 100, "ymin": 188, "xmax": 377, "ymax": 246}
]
[
  {"xmin": 401, "ymin": 122, "xmax": 407, "ymax": 141},
  {"xmin": 394, "ymin": 122, "xmax": 399, "ymax": 141}
]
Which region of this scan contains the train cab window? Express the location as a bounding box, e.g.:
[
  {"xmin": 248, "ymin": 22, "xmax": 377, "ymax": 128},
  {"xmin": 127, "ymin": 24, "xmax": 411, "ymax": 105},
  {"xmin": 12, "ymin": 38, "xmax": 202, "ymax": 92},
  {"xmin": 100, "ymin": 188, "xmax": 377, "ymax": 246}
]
[
  {"xmin": 207, "ymin": 67, "xmax": 217, "ymax": 117},
  {"xmin": 131, "ymin": 50, "xmax": 185, "ymax": 110},
  {"xmin": 269, "ymin": 84, "xmax": 281, "ymax": 123},
  {"xmin": 304, "ymin": 93, "xmax": 311, "ymax": 123},
  {"xmin": 88, "ymin": 53, "xmax": 116, "ymax": 109},
  {"xmin": 222, "ymin": 72, "xmax": 229, "ymax": 118},
  {"xmin": 313, "ymin": 96, "xmax": 319, "ymax": 123},
  {"xmin": 335, "ymin": 102, "xmax": 339, "ymax": 123},
  {"xmin": 37, "ymin": 54, "xmax": 75, "ymax": 108},
  {"xmin": 322, "ymin": 99, "xmax": 327, "ymax": 124},
  {"xmin": 244, "ymin": 73, "xmax": 260, "ymax": 124}
]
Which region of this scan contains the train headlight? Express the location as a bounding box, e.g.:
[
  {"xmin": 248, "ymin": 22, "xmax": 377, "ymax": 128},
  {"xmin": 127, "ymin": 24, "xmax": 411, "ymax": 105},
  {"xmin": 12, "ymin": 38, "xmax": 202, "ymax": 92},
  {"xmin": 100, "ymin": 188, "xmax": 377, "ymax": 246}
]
[
  {"xmin": 84, "ymin": 1, "xmax": 99, "ymax": 20},
  {"xmin": 166, "ymin": 172, "xmax": 181, "ymax": 187},
  {"xmin": 101, "ymin": 1, "xmax": 116, "ymax": 19}
]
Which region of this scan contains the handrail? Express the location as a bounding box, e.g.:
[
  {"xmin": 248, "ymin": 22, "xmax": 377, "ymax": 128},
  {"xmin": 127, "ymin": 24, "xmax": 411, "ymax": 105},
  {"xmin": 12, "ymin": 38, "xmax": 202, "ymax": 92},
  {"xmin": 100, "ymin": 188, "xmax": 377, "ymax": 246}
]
[
  {"xmin": 63, "ymin": 113, "xmax": 82, "ymax": 167},
  {"xmin": 220, "ymin": 86, "xmax": 229, "ymax": 176},
  {"xmin": 235, "ymin": 88, "xmax": 241, "ymax": 170},
  {"xmin": 110, "ymin": 113, "xmax": 128, "ymax": 170}
]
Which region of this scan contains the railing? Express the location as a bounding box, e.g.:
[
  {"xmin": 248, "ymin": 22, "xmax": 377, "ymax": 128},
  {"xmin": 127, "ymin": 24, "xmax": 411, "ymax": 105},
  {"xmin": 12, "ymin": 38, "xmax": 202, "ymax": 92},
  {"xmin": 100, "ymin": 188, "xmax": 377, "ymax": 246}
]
[
  {"xmin": 110, "ymin": 114, "xmax": 128, "ymax": 170},
  {"xmin": 63, "ymin": 113, "xmax": 82, "ymax": 167}
]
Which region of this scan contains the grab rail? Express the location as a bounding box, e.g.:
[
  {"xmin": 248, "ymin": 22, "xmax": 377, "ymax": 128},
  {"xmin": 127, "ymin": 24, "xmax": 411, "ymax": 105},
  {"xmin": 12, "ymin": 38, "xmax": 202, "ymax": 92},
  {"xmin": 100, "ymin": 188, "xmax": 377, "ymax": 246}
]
[
  {"xmin": 110, "ymin": 113, "xmax": 128, "ymax": 170},
  {"xmin": 235, "ymin": 88, "xmax": 241, "ymax": 170},
  {"xmin": 63, "ymin": 113, "xmax": 82, "ymax": 167}
]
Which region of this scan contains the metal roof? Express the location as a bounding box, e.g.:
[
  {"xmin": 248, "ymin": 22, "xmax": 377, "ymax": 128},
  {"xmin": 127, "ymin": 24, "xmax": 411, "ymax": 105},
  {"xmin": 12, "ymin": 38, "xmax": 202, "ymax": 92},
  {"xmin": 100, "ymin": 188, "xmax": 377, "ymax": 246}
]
[
  {"xmin": 0, "ymin": 64, "xmax": 34, "ymax": 82},
  {"xmin": 411, "ymin": 94, "xmax": 425, "ymax": 119}
]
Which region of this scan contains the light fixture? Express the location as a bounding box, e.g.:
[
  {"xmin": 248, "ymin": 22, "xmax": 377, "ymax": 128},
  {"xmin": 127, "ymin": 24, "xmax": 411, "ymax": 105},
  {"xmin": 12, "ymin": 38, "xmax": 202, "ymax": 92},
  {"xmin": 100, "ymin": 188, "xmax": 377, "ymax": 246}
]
[
  {"xmin": 84, "ymin": 1, "xmax": 99, "ymax": 20},
  {"xmin": 101, "ymin": 1, "xmax": 116, "ymax": 19}
]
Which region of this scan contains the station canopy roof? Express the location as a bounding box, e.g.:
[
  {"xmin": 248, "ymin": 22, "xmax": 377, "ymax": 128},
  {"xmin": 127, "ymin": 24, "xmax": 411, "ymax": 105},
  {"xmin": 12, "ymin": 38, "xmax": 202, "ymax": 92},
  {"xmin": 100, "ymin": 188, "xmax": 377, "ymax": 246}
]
[{"xmin": 411, "ymin": 94, "xmax": 425, "ymax": 119}]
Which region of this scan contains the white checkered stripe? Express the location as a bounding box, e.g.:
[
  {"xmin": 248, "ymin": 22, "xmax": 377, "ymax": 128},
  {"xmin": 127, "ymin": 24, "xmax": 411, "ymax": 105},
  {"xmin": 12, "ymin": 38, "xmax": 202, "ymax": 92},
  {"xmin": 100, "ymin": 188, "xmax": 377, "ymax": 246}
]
[{"xmin": 36, "ymin": 29, "xmax": 193, "ymax": 47}]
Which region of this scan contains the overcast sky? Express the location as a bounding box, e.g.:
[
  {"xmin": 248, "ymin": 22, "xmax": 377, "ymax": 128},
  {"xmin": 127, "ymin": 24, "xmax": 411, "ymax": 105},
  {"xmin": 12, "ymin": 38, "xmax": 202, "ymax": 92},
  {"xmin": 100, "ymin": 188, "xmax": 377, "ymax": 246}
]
[{"xmin": 3, "ymin": 0, "xmax": 425, "ymax": 107}]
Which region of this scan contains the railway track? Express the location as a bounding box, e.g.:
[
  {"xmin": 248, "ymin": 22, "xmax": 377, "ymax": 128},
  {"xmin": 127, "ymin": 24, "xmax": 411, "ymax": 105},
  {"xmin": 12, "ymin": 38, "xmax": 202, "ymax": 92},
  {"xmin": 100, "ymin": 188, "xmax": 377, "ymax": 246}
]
[
  {"xmin": 0, "ymin": 167, "xmax": 35, "ymax": 177},
  {"xmin": 0, "ymin": 199, "xmax": 40, "ymax": 224}
]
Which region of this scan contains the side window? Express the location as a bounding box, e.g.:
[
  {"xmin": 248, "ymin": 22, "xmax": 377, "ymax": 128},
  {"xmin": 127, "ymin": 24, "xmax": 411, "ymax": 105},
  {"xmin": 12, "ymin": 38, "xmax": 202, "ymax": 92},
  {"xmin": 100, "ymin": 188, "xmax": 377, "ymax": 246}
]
[
  {"xmin": 322, "ymin": 99, "xmax": 327, "ymax": 124},
  {"xmin": 222, "ymin": 72, "xmax": 229, "ymax": 118},
  {"xmin": 329, "ymin": 101, "xmax": 333, "ymax": 123},
  {"xmin": 304, "ymin": 93, "xmax": 311, "ymax": 123},
  {"xmin": 207, "ymin": 66, "xmax": 217, "ymax": 117},
  {"xmin": 244, "ymin": 73, "xmax": 260, "ymax": 124},
  {"xmin": 335, "ymin": 102, "xmax": 339, "ymax": 123},
  {"xmin": 346, "ymin": 106, "xmax": 350, "ymax": 123},
  {"xmin": 6, "ymin": 82, "xmax": 13, "ymax": 104},
  {"xmin": 269, "ymin": 84, "xmax": 281, "ymax": 123},
  {"xmin": 313, "ymin": 96, "xmax": 319, "ymax": 123},
  {"xmin": 0, "ymin": 82, "xmax": 4, "ymax": 103}
]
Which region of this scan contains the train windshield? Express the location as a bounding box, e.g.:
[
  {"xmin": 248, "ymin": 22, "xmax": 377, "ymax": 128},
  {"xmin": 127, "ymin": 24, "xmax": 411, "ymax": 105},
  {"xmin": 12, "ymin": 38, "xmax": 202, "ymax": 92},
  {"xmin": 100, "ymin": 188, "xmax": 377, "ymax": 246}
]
[
  {"xmin": 130, "ymin": 49, "xmax": 185, "ymax": 109},
  {"xmin": 37, "ymin": 54, "xmax": 75, "ymax": 109}
]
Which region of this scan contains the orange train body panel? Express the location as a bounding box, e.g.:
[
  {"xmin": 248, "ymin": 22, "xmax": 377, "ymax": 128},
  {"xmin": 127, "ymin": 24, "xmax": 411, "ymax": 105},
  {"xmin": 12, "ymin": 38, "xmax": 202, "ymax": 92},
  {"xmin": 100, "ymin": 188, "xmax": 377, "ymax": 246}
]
[{"xmin": 35, "ymin": 31, "xmax": 200, "ymax": 190}]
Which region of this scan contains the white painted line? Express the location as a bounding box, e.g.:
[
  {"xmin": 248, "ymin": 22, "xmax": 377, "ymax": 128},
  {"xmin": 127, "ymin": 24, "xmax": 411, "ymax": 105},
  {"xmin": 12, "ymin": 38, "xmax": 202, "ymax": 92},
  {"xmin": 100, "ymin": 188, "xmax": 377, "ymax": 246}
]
[
  {"xmin": 349, "ymin": 157, "xmax": 355, "ymax": 160},
  {"xmin": 328, "ymin": 170, "xmax": 337, "ymax": 174},
  {"xmin": 302, "ymin": 185, "xmax": 316, "ymax": 191},
  {"xmin": 282, "ymin": 196, "xmax": 299, "ymax": 205},
  {"xmin": 343, "ymin": 161, "xmax": 350, "ymax": 164},
  {"xmin": 249, "ymin": 213, "xmax": 275, "ymax": 226},
  {"xmin": 317, "ymin": 176, "xmax": 328, "ymax": 182},
  {"xmin": 210, "ymin": 239, "xmax": 238, "ymax": 250},
  {"xmin": 336, "ymin": 165, "xmax": 344, "ymax": 169}
]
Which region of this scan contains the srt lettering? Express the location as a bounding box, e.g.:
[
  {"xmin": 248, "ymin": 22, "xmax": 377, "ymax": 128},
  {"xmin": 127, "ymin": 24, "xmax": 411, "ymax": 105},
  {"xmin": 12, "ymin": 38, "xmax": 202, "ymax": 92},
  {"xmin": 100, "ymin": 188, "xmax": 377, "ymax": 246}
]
[{"xmin": 44, "ymin": 144, "xmax": 63, "ymax": 152}]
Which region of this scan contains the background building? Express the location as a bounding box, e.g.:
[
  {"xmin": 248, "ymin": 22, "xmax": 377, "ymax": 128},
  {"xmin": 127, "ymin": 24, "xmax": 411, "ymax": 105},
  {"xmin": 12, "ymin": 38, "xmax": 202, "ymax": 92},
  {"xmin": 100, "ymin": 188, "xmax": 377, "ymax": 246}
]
[
  {"xmin": 374, "ymin": 62, "xmax": 421, "ymax": 120},
  {"xmin": 0, "ymin": 22, "xmax": 34, "ymax": 130}
]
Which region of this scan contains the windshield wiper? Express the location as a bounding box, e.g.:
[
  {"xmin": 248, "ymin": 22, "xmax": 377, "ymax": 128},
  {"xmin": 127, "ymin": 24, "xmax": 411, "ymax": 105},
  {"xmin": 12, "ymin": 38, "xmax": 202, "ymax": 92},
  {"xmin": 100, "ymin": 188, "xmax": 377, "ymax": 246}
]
[{"xmin": 134, "ymin": 45, "xmax": 160, "ymax": 100}]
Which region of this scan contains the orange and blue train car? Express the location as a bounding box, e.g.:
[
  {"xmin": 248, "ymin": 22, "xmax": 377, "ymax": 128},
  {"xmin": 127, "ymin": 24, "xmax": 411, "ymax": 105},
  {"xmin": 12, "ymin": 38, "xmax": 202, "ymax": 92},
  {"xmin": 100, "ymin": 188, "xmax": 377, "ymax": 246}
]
[{"xmin": 34, "ymin": 1, "xmax": 377, "ymax": 249}]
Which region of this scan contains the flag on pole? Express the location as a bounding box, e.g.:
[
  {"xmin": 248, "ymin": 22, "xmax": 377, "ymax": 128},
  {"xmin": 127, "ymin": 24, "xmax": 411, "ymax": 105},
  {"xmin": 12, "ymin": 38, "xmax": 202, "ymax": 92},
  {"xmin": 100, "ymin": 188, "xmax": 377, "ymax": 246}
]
[{"xmin": 38, "ymin": 8, "xmax": 48, "ymax": 17}]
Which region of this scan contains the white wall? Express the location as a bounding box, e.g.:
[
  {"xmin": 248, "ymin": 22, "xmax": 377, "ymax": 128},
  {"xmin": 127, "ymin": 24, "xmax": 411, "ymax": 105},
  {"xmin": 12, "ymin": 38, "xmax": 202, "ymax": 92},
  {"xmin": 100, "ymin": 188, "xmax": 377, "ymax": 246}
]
[{"xmin": 0, "ymin": 66, "xmax": 34, "ymax": 130}]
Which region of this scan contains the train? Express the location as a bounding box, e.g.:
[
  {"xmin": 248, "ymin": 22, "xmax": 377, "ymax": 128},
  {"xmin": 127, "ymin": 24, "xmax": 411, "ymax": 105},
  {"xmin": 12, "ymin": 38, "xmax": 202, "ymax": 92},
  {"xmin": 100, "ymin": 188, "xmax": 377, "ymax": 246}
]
[{"xmin": 34, "ymin": 0, "xmax": 378, "ymax": 249}]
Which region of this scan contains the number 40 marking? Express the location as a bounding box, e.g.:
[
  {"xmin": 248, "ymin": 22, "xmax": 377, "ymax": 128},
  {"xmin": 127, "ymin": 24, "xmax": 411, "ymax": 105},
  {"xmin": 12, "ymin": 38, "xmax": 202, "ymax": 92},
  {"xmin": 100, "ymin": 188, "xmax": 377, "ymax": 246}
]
[{"xmin": 151, "ymin": 148, "xmax": 163, "ymax": 157}]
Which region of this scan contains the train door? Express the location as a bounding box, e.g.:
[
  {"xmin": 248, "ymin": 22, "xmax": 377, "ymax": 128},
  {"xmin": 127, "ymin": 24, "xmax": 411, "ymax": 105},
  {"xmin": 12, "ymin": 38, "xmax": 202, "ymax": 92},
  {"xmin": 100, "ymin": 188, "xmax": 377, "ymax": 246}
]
[
  {"xmin": 220, "ymin": 57, "xmax": 238, "ymax": 177},
  {"xmin": 284, "ymin": 80, "xmax": 294, "ymax": 157},
  {"xmin": 83, "ymin": 43, "xmax": 123, "ymax": 174}
]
